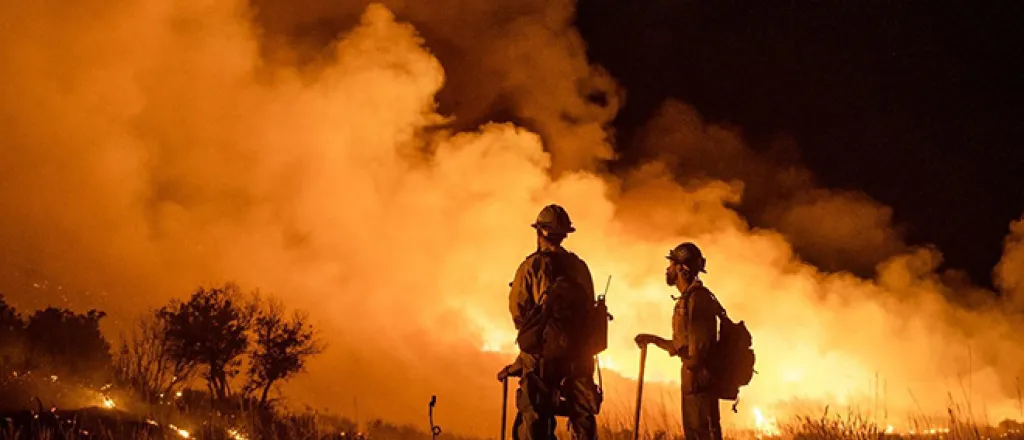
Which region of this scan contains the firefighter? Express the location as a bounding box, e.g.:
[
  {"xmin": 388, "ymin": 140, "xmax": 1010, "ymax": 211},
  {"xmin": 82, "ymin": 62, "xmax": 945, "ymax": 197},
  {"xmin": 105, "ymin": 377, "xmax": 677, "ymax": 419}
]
[
  {"xmin": 498, "ymin": 204, "xmax": 600, "ymax": 440},
  {"xmin": 634, "ymin": 242, "xmax": 724, "ymax": 440}
]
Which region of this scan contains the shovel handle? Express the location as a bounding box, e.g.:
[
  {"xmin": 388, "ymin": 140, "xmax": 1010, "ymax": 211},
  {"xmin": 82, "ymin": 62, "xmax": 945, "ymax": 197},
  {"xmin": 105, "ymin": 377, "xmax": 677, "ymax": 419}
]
[
  {"xmin": 501, "ymin": 376, "xmax": 509, "ymax": 440},
  {"xmin": 633, "ymin": 344, "xmax": 648, "ymax": 440}
]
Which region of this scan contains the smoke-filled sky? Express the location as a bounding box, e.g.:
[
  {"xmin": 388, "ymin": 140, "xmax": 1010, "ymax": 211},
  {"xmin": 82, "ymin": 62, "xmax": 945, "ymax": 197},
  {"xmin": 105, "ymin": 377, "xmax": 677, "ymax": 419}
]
[
  {"xmin": 578, "ymin": 1, "xmax": 1024, "ymax": 285},
  {"xmin": 1, "ymin": 0, "xmax": 1022, "ymax": 437}
]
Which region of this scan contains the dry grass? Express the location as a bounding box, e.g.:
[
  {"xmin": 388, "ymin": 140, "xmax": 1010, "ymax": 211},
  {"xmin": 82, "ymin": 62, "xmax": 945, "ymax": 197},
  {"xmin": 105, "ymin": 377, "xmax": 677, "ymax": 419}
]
[
  {"xmin": 2, "ymin": 380, "xmax": 1023, "ymax": 440},
  {"xmin": 2, "ymin": 407, "xmax": 1023, "ymax": 440},
  {"xmin": 592, "ymin": 398, "xmax": 1024, "ymax": 440}
]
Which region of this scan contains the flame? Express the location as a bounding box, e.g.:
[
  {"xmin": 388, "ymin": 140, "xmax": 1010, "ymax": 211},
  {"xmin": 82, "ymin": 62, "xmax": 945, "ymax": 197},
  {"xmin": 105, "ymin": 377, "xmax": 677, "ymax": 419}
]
[
  {"xmin": 101, "ymin": 396, "xmax": 115, "ymax": 409},
  {"xmin": 2, "ymin": 0, "xmax": 1024, "ymax": 435},
  {"xmin": 227, "ymin": 428, "xmax": 249, "ymax": 440},
  {"xmin": 752, "ymin": 407, "xmax": 780, "ymax": 438},
  {"xmin": 168, "ymin": 424, "xmax": 190, "ymax": 439},
  {"xmin": 479, "ymin": 330, "xmax": 511, "ymax": 353}
]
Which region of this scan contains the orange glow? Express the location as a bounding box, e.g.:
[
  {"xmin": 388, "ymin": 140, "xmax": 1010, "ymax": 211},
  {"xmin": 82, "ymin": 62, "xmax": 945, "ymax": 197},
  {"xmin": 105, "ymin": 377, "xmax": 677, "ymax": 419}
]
[
  {"xmin": 168, "ymin": 424, "xmax": 190, "ymax": 439},
  {"xmin": 753, "ymin": 407, "xmax": 780, "ymax": 438},
  {"xmin": 0, "ymin": 0, "xmax": 1022, "ymax": 437}
]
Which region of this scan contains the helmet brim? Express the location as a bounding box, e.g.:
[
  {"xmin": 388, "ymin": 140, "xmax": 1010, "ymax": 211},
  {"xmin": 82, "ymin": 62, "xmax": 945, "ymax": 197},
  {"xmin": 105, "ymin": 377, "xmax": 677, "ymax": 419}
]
[
  {"xmin": 665, "ymin": 255, "xmax": 707, "ymax": 273},
  {"xmin": 532, "ymin": 223, "xmax": 575, "ymax": 234}
]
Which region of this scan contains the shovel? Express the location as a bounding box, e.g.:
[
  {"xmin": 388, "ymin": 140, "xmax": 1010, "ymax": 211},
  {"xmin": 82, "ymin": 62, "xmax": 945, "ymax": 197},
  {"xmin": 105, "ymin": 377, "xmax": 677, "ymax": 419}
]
[
  {"xmin": 633, "ymin": 344, "xmax": 648, "ymax": 440},
  {"xmin": 500, "ymin": 376, "xmax": 509, "ymax": 440}
]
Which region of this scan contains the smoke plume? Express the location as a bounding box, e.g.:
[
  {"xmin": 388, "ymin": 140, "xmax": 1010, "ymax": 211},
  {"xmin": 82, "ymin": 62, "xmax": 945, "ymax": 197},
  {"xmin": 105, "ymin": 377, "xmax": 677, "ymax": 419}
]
[
  {"xmin": 995, "ymin": 217, "xmax": 1024, "ymax": 310},
  {"xmin": 636, "ymin": 100, "xmax": 908, "ymax": 275},
  {"xmin": 1, "ymin": 0, "xmax": 1022, "ymax": 436},
  {"xmin": 248, "ymin": 0, "xmax": 623, "ymax": 173}
]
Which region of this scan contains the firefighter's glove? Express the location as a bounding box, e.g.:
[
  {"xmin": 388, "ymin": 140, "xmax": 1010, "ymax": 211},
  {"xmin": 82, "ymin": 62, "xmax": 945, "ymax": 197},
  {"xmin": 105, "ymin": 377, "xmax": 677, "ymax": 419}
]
[
  {"xmin": 634, "ymin": 333, "xmax": 661, "ymax": 348},
  {"xmin": 497, "ymin": 364, "xmax": 522, "ymax": 382}
]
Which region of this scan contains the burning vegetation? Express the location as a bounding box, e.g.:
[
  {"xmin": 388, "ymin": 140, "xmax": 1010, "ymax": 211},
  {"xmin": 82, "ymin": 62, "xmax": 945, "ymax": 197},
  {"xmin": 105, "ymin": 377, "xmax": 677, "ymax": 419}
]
[
  {"xmin": 1, "ymin": 0, "xmax": 1024, "ymax": 439},
  {"xmin": 0, "ymin": 285, "xmax": 330, "ymax": 438}
]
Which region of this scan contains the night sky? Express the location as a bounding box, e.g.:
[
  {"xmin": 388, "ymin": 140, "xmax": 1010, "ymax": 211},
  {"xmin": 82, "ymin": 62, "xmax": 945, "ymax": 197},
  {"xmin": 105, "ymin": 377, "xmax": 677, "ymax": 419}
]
[{"xmin": 576, "ymin": 1, "xmax": 1024, "ymax": 288}]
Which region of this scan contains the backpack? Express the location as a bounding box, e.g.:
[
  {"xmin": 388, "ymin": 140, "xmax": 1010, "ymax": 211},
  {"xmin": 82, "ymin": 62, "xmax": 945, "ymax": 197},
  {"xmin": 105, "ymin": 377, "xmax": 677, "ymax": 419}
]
[
  {"xmin": 697, "ymin": 291, "xmax": 756, "ymax": 402},
  {"xmin": 583, "ymin": 289, "xmax": 612, "ymax": 357},
  {"xmin": 515, "ymin": 252, "xmax": 599, "ymax": 360}
]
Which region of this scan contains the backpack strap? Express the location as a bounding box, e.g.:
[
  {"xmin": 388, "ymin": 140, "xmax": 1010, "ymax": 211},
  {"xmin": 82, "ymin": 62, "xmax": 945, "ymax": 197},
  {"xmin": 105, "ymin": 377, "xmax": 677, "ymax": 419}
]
[
  {"xmin": 706, "ymin": 290, "xmax": 729, "ymax": 321},
  {"xmin": 685, "ymin": 283, "xmax": 726, "ymax": 323},
  {"xmin": 686, "ymin": 284, "xmax": 730, "ymax": 342}
]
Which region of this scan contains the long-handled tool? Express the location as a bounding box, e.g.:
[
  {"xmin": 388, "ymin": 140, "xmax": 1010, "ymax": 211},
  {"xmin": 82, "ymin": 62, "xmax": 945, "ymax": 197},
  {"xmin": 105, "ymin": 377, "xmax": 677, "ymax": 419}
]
[
  {"xmin": 633, "ymin": 344, "xmax": 648, "ymax": 440},
  {"xmin": 429, "ymin": 395, "xmax": 442, "ymax": 440},
  {"xmin": 500, "ymin": 376, "xmax": 509, "ymax": 440}
]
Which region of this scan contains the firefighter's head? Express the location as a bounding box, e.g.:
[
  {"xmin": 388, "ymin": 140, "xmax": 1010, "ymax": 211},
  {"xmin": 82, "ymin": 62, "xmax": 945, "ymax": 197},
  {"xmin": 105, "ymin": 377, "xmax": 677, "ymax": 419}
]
[
  {"xmin": 665, "ymin": 242, "xmax": 706, "ymax": 286},
  {"xmin": 531, "ymin": 204, "xmax": 575, "ymax": 247}
]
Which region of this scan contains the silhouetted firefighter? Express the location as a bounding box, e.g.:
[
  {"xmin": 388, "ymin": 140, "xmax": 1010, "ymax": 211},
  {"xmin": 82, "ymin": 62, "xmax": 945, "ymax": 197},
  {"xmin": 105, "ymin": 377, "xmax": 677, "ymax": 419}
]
[
  {"xmin": 634, "ymin": 243, "xmax": 756, "ymax": 440},
  {"xmin": 498, "ymin": 204, "xmax": 610, "ymax": 440}
]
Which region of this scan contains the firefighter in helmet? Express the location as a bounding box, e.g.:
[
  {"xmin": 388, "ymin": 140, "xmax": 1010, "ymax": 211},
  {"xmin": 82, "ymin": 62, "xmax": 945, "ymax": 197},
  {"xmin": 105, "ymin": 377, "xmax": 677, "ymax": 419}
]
[
  {"xmin": 498, "ymin": 204, "xmax": 601, "ymax": 440},
  {"xmin": 635, "ymin": 242, "xmax": 724, "ymax": 440}
]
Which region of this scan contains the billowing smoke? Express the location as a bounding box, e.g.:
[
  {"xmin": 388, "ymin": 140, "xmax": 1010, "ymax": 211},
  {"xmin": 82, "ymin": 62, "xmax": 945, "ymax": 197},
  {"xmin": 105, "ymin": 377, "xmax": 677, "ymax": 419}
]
[
  {"xmin": 248, "ymin": 0, "xmax": 622, "ymax": 173},
  {"xmin": 635, "ymin": 100, "xmax": 908, "ymax": 275},
  {"xmin": 1, "ymin": 0, "xmax": 1022, "ymax": 437},
  {"xmin": 996, "ymin": 217, "xmax": 1024, "ymax": 310}
]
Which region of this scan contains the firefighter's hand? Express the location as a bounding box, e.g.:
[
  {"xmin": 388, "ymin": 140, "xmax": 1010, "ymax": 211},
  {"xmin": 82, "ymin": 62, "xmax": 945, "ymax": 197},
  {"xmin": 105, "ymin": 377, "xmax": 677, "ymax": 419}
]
[
  {"xmin": 634, "ymin": 333, "xmax": 661, "ymax": 348},
  {"xmin": 496, "ymin": 364, "xmax": 521, "ymax": 382}
]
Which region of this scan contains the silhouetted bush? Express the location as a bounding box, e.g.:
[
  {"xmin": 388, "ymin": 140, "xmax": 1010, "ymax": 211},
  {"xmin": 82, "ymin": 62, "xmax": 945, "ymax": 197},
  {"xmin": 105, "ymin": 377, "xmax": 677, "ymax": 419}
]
[
  {"xmin": 0, "ymin": 294, "xmax": 26, "ymax": 373},
  {"xmin": 23, "ymin": 306, "xmax": 111, "ymax": 385},
  {"xmin": 158, "ymin": 282, "xmax": 256, "ymax": 402},
  {"xmin": 247, "ymin": 297, "xmax": 324, "ymax": 407},
  {"xmin": 113, "ymin": 310, "xmax": 197, "ymax": 403}
]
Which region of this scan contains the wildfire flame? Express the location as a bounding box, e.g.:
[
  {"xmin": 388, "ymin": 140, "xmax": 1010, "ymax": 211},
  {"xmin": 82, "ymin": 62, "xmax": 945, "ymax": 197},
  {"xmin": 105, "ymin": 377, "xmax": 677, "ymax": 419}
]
[
  {"xmin": 753, "ymin": 407, "xmax": 780, "ymax": 438},
  {"xmin": 168, "ymin": 424, "xmax": 190, "ymax": 439},
  {"xmin": 227, "ymin": 428, "xmax": 249, "ymax": 440},
  {"xmin": 1, "ymin": 0, "xmax": 1023, "ymax": 436}
]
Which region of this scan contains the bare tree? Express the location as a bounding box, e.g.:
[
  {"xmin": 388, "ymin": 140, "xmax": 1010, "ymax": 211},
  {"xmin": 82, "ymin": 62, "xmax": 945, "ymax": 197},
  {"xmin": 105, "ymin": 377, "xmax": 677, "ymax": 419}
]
[
  {"xmin": 247, "ymin": 298, "xmax": 324, "ymax": 407},
  {"xmin": 113, "ymin": 311, "xmax": 197, "ymax": 402},
  {"xmin": 159, "ymin": 283, "xmax": 255, "ymax": 401}
]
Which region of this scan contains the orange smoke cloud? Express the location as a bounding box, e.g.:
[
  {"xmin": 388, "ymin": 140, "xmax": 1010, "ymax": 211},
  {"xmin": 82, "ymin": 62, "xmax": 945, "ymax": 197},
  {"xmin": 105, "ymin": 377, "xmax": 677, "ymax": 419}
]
[
  {"xmin": 636, "ymin": 100, "xmax": 909, "ymax": 274},
  {"xmin": 249, "ymin": 0, "xmax": 622, "ymax": 173},
  {"xmin": 1, "ymin": 0, "xmax": 1023, "ymax": 437},
  {"xmin": 995, "ymin": 217, "xmax": 1024, "ymax": 310}
]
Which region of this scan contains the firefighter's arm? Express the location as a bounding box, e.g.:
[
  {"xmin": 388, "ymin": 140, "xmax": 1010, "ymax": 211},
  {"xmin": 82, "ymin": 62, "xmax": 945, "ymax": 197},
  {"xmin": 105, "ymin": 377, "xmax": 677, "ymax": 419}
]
[
  {"xmin": 684, "ymin": 291, "xmax": 717, "ymax": 369},
  {"xmin": 668, "ymin": 323, "xmax": 687, "ymax": 357},
  {"xmin": 497, "ymin": 354, "xmax": 525, "ymax": 381},
  {"xmin": 666, "ymin": 301, "xmax": 688, "ymax": 357},
  {"xmin": 634, "ymin": 334, "xmax": 675, "ymax": 354},
  {"xmin": 655, "ymin": 337, "xmax": 678, "ymax": 354},
  {"xmin": 508, "ymin": 259, "xmax": 534, "ymax": 330}
]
